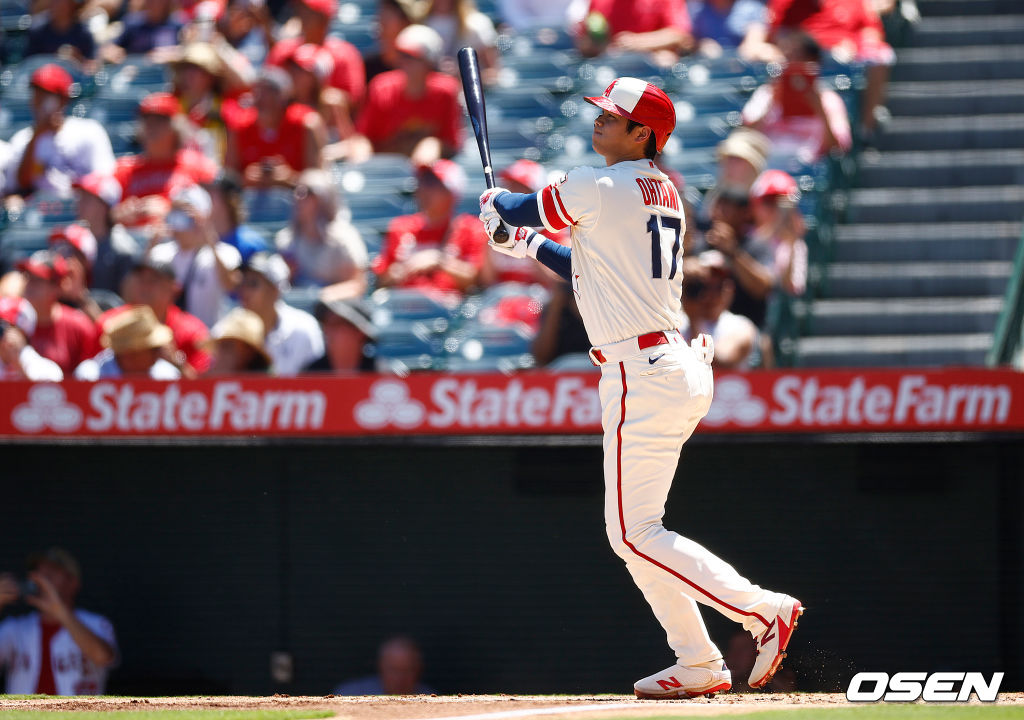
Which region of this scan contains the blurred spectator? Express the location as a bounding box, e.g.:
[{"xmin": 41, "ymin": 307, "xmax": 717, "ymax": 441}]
[
  {"xmin": 267, "ymin": 0, "xmax": 367, "ymax": 111},
  {"xmin": 0, "ymin": 548, "xmax": 117, "ymax": 695},
  {"xmin": 17, "ymin": 250, "xmax": 99, "ymax": 376},
  {"xmin": 423, "ymin": 0, "xmax": 499, "ymax": 83},
  {"xmin": 25, "ymin": 0, "xmax": 97, "ymax": 63},
  {"xmin": 217, "ymin": 0, "xmax": 274, "ymax": 65},
  {"xmin": 149, "ymin": 184, "xmax": 242, "ymax": 328},
  {"xmin": 237, "ymin": 252, "xmax": 324, "ymax": 375},
  {"xmin": 304, "ymin": 295, "xmax": 377, "ymax": 372},
  {"xmin": 530, "ymin": 281, "xmax": 590, "ymax": 367},
  {"xmin": 681, "ymin": 250, "xmax": 758, "ymax": 370},
  {"xmin": 698, "ymin": 186, "xmax": 777, "ymax": 330},
  {"xmin": 575, "ymin": 0, "xmax": 694, "ymax": 66},
  {"xmin": 48, "ymin": 224, "xmax": 103, "ymax": 321},
  {"xmin": 75, "ymin": 305, "xmax": 181, "ymax": 379},
  {"xmin": 344, "ymin": 25, "xmax": 462, "ymax": 165},
  {"xmin": 689, "ymin": 0, "xmax": 782, "ymax": 64},
  {"xmin": 749, "ymin": 169, "xmax": 807, "ymax": 299},
  {"xmin": 207, "ymin": 170, "xmax": 272, "ymax": 262},
  {"xmin": 162, "ymin": 42, "xmax": 255, "ymax": 161},
  {"xmin": 4, "ymin": 65, "xmax": 116, "ymax": 201},
  {"xmin": 497, "ymin": 0, "xmax": 577, "ymax": 33},
  {"xmin": 334, "ymin": 636, "xmax": 434, "ymax": 696},
  {"xmin": 72, "ymin": 173, "xmax": 141, "ymax": 296},
  {"xmin": 283, "ymin": 43, "xmax": 356, "ymax": 144},
  {"xmin": 716, "ymin": 127, "xmax": 771, "ymax": 195},
  {"xmin": 768, "ymin": 0, "xmax": 894, "ymax": 138},
  {"xmin": 97, "ymin": 256, "xmax": 212, "ymax": 377},
  {"xmin": 0, "ymin": 297, "xmax": 63, "ymax": 381},
  {"xmin": 204, "ymin": 306, "xmax": 272, "ymax": 374},
  {"xmin": 100, "ymin": 0, "xmax": 184, "ymax": 64},
  {"xmin": 225, "ymin": 67, "xmax": 327, "ymax": 188},
  {"xmin": 481, "ymin": 160, "xmax": 563, "ymax": 287},
  {"xmin": 741, "ymin": 30, "xmax": 852, "ymax": 165},
  {"xmin": 373, "ymin": 160, "xmax": 485, "ymax": 298},
  {"xmin": 363, "ymin": 0, "xmax": 417, "ymax": 82},
  {"xmin": 274, "ymin": 169, "xmax": 368, "ymax": 295},
  {"xmin": 113, "ymin": 92, "xmax": 219, "ymax": 228}
]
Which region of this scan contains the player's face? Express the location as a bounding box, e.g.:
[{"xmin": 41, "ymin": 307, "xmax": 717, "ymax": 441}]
[{"xmin": 592, "ymin": 110, "xmax": 646, "ymax": 163}]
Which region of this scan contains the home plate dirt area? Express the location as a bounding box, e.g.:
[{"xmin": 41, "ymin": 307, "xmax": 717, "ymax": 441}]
[{"xmin": 3, "ymin": 694, "xmax": 1023, "ymax": 719}]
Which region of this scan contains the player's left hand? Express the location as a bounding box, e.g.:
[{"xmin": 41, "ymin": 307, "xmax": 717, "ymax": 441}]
[{"xmin": 479, "ymin": 187, "xmax": 509, "ymax": 217}]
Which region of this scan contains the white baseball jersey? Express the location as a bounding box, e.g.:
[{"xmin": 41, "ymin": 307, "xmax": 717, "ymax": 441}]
[
  {"xmin": 536, "ymin": 159, "xmax": 685, "ymax": 346},
  {"xmin": 0, "ymin": 610, "xmax": 118, "ymax": 695}
]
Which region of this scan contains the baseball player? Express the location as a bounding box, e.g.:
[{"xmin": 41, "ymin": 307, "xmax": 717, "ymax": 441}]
[{"xmin": 478, "ymin": 77, "xmax": 803, "ymax": 698}]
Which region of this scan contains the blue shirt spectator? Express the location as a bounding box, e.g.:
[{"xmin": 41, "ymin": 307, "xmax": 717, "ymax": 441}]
[
  {"xmin": 689, "ymin": 0, "xmax": 766, "ymax": 48},
  {"xmin": 25, "ymin": 0, "xmax": 96, "ymax": 61},
  {"xmin": 113, "ymin": 9, "xmax": 183, "ymax": 55}
]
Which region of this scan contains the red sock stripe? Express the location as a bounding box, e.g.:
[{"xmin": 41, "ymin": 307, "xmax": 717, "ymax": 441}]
[{"xmin": 615, "ymin": 361, "xmax": 769, "ymax": 627}]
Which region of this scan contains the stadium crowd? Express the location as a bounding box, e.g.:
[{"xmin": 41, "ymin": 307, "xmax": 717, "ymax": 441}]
[{"xmin": 0, "ymin": 0, "xmax": 898, "ymax": 381}]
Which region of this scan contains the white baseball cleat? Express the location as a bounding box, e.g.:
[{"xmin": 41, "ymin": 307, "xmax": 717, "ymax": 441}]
[
  {"xmin": 634, "ymin": 660, "xmax": 732, "ymax": 699},
  {"xmin": 748, "ymin": 596, "xmax": 804, "ymax": 689}
]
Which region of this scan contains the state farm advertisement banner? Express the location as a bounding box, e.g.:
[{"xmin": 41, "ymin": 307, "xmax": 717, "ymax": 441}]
[{"xmin": 1, "ymin": 369, "xmax": 1023, "ymax": 438}]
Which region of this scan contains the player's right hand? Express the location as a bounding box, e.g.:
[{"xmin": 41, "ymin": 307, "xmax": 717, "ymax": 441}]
[
  {"xmin": 488, "ymin": 226, "xmax": 539, "ymax": 259},
  {"xmin": 479, "ymin": 187, "xmax": 510, "ymax": 217}
]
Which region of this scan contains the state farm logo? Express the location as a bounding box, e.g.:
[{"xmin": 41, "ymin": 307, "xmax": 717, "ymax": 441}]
[
  {"xmin": 11, "ymin": 384, "xmax": 83, "ymax": 433},
  {"xmin": 354, "ymin": 380, "xmax": 426, "ymax": 429},
  {"xmin": 703, "ymin": 376, "xmax": 767, "ymax": 427}
]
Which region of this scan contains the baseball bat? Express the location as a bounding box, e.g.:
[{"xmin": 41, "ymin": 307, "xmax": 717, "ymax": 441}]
[{"xmin": 457, "ymin": 46, "xmax": 509, "ymax": 244}]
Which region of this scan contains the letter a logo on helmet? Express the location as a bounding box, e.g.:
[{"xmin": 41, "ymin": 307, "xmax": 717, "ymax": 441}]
[{"xmin": 585, "ymin": 77, "xmax": 676, "ymax": 152}]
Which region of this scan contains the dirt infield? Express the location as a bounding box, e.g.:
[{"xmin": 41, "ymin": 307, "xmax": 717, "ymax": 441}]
[{"xmin": 2, "ymin": 694, "xmax": 1022, "ymax": 719}]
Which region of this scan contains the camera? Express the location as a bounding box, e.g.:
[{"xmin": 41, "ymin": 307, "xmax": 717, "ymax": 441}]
[{"xmin": 19, "ymin": 579, "xmax": 40, "ymax": 598}]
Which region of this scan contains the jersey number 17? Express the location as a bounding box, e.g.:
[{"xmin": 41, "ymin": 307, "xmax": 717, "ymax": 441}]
[{"xmin": 646, "ymin": 214, "xmax": 683, "ymax": 280}]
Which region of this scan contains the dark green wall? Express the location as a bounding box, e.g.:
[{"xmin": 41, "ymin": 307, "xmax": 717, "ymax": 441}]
[{"xmin": 1, "ymin": 439, "xmax": 1020, "ymax": 695}]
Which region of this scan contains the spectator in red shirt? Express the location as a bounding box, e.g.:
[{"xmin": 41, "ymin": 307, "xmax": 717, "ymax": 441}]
[
  {"xmin": 267, "ymin": 0, "xmax": 366, "ymax": 110},
  {"xmin": 741, "ymin": 30, "xmax": 852, "ymax": 165},
  {"xmin": 373, "ymin": 160, "xmax": 486, "ymax": 298},
  {"xmin": 576, "ymin": 0, "xmax": 694, "ymax": 65},
  {"xmin": 113, "ymin": 92, "xmax": 220, "ymax": 228},
  {"xmin": 97, "ymin": 256, "xmax": 212, "ymax": 378},
  {"xmin": 284, "ymin": 43, "xmax": 356, "ymax": 144},
  {"xmin": 768, "ymin": 0, "xmax": 894, "ymax": 138},
  {"xmin": 343, "ymin": 25, "xmax": 462, "ymax": 165},
  {"xmin": 225, "ymin": 67, "xmax": 327, "ymax": 188},
  {"xmin": 17, "ymin": 250, "xmax": 98, "ymax": 375}
]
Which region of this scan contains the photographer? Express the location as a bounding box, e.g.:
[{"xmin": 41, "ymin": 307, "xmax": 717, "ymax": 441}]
[{"xmin": 0, "ymin": 548, "xmax": 117, "ymax": 695}]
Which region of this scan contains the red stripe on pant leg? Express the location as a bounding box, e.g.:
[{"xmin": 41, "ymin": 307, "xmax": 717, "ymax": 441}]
[{"xmin": 615, "ymin": 361, "xmax": 770, "ymax": 627}]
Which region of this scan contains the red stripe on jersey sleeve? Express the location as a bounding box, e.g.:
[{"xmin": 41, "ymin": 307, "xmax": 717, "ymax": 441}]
[
  {"xmin": 540, "ymin": 186, "xmax": 570, "ymax": 232},
  {"xmin": 552, "ymin": 187, "xmax": 575, "ymax": 226}
]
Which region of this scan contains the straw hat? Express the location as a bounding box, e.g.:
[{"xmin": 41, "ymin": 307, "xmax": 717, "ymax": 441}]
[
  {"xmin": 207, "ymin": 308, "xmax": 272, "ymax": 366},
  {"xmin": 102, "ymin": 306, "xmax": 174, "ymax": 354},
  {"xmin": 716, "ymin": 128, "xmax": 772, "ymax": 175}
]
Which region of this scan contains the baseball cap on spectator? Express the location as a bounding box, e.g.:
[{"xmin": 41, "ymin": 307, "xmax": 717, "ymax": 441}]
[
  {"xmin": 31, "ymin": 64, "xmax": 73, "ymax": 98},
  {"xmin": 750, "ymin": 169, "xmax": 801, "ymax": 208},
  {"xmin": 499, "ymin": 159, "xmax": 548, "ymax": 192},
  {"xmin": 207, "ymin": 307, "xmax": 272, "ymax": 365},
  {"xmin": 18, "ymin": 250, "xmax": 69, "ymax": 283},
  {"xmin": 132, "ymin": 254, "xmax": 178, "ymax": 280},
  {"xmin": 49, "ymin": 225, "xmax": 98, "ymax": 269},
  {"xmin": 243, "ymin": 251, "xmax": 291, "ymax": 293},
  {"xmin": 256, "ymin": 65, "xmax": 294, "ymax": 97},
  {"xmin": 717, "ymin": 127, "xmax": 772, "ymax": 175},
  {"xmin": 73, "ymin": 172, "xmax": 122, "ymax": 208},
  {"xmin": 300, "ymin": 0, "xmax": 338, "ymax": 16},
  {"xmin": 27, "ymin": 548, "xmax": 81, "ymax": 582},
  {"xmin": 698, "ymin": 249, "xmax": 731, "ymax": 276},
  {"xmin": 171, "ymin": 184, "xmax": 213, "ymax": 217},
  {"xmin": 315, "ymin": 296, "xmax": 377, "ymax": 339},
  {"xmin": 174, "ymin": 42, "xmax": 225, "ymax": 77},
  {"xmin": 101, "ymin": 306, "xmax": 173, "ymax": 354},
  {"xmin": 288, "ymin": 44, "xmax": 335, "ymax": 84},
  {"xmin": 0, "ymin": 296, "xmax": 37, "ymax": 337},
  {"xmin": 139, "ymin": 91, "xmax": 181, "ymax": 117},
  {"xmin": 417, "ymin": 159, "xmax": 466, "ymax": 197},
  {"xmin": 395, "ymin": 24, "xmax": 443, "ymax": 67}
]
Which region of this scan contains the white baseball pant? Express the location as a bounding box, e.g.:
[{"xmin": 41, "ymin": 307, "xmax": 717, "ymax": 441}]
[{"xmin": 594, "ymin": 330, "xmax": 788, "ymax": 666}]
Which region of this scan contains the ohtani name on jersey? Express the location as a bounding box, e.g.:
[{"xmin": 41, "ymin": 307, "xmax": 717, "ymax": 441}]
[{"xmin": 635, "ymin": 178, "xmax": 679, "ymax": 211}]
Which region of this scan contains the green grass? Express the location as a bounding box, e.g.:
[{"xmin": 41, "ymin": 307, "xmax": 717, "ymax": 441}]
[{"xmin": 0, "ymin": 710, "xmax": 335, "ymax": 720}]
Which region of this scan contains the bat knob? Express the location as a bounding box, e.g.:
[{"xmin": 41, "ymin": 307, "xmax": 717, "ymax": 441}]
[{"xmin": 492, "ymin": 224, "xmax": 510, "ymax": 244}]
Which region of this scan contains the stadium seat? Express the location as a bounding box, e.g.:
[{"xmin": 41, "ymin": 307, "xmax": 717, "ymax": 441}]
[
  {"xmin": 0, "ymin": 56, "xmax": 88, "ymax": 100},
  {"xmin": 443, "ymin": 321, "xmax": 535, "ymax": 372},
  {"xmin": 93, "ymin": 56, "xmax": 170, "ymax": 96},
  {"xmin": 370, "ymin": 287, "xmax": 458, "ymax": 326},
  {"xmin": 373, "ymin": 319, "xmax": 446, "ymax": 371}
]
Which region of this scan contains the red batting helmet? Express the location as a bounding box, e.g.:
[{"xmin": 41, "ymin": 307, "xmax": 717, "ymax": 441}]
[{"xmin": 585, "ymin": 77, "xmax": 676, "ymax": 152}]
